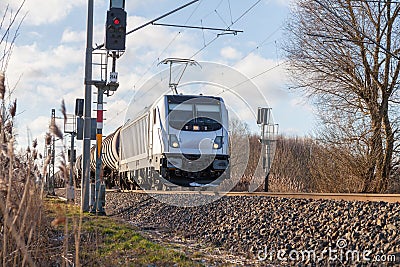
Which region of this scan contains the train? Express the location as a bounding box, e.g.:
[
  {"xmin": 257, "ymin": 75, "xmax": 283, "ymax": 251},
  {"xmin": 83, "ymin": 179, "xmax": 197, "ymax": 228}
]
[{"xmin": 75, "ymin": 93, "xmax": 230, "ymax": 189}]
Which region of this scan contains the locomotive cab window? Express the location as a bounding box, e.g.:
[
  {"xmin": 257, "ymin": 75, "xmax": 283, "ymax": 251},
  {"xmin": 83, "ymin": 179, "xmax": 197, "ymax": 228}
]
[
  {"xmin": 168, "ymin": 100, "xmax": 222, "ymax": 131},
  {"xmin": 168, "ymin": 103, "xmax": 193, "ymax": 130}
]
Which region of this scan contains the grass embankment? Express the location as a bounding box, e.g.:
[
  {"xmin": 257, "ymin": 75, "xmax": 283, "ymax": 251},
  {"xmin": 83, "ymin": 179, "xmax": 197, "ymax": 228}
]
[{"xmin": 45, "ymin": 198, "xmax": 202, "ymax": 267}]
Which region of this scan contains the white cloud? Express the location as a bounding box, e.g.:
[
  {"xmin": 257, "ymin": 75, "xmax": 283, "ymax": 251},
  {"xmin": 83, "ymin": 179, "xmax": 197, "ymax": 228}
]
[
  {"xmin": 5, "ymin": 0, "xmax": 86, "ymax": 26},
  {"xmin": 273, "ymin": 0, "xmax": 296, "ymax": 7},
  {"xmin": 6, "ymin": 40, "xmax": 85, "ymax": 150},
  {"xmin": 28, "ymin": 115, "xmax": 50, "ymax": 133},
  {"xmin": 6, "ymin": 12, "xmax": 197, "ymax": 148},
  {"xmin": 103, "ymin": 99, "xmax": 129, "ymax": 134},
  {"xmin": 61, "ymin": 29, "xmax": 86, "ymax": 43},
  {"xmin": 7, "ymin": 43, "xmax": 83, "ymax": 82},
  {"xmin": 25, "ymin": 115, "xmax": 51, "ymax": 154},
  {"xmin": 233, "ymin": 53, "xmax": 289, "ymax": 106},
  {"xmin": 6, "ymin": 1, "xmax": 315, "ymax": 151},
  {"xmin": 220, "ymin": 46, "xmax": 242, "ymax": 60}
]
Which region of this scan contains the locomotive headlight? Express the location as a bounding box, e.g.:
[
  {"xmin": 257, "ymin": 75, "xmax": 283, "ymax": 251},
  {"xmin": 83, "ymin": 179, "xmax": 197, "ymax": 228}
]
[
  {"xmin": 172, "ymin": 141, "xmax": 179, "ymax": 148},
  {"xmin": 213, "ymin": 136, "xmax": 223, "ymax": 149},
  {"xmin": 169, "ymin": 134, "xmax": 180, "ymax": 148}
]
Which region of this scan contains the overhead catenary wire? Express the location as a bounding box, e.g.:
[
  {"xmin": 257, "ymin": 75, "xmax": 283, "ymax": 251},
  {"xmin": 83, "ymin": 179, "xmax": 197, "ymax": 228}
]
[
  {"xmin": 228, "ymin": 0, "xmax": 233, "ymax": 24},
  {"xmin": 106, "ymin": 0, "xmax": 204, "ymax": 126},
  {"xmin": 133, "ymin": 0, "xmax": 264, "ymax": 101},
  {"xmin": 215, "ymin": 9, "xmax": 229, "ymax": 28},
  {"xmin": 110, "ymin": 0, "xmax": 282, "ymax": 126},
  {"xmin": 106, "ymin": 0, "xmax": 231, "ymax": 125},
  {"xmin": 350, "ymin": 0, "xmax": 400, "ymax": 3},
  {"xmin": 107, "ymin": 0, "xmax": 271, "ymax": 126},
  {"xmin": 152, "ymin": 22, "xmax": 242, "ymax": 34},
  {"xmin": 189, "ymin": 0, "xmax": 263, "ymax": 59},
  {"xmin": 125, "ymin": 0, "xmax": 201, "ymax": 36},
  {"xmin": 238, "ymin": 23, "xmax": 284, "ymax": 62},
  {"xmin": 131, "ymin": 0, "xmax": 245, "ymax": 91},
  {"xmin": 230, "ymin": 60, "xmax": 288, "ymax": 90}
]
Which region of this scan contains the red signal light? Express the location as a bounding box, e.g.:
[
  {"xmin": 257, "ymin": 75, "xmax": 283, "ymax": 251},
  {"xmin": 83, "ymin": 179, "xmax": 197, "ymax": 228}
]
[{"xmin": 113, "ymin": 18, "xmax": 120, "ymax": 25}]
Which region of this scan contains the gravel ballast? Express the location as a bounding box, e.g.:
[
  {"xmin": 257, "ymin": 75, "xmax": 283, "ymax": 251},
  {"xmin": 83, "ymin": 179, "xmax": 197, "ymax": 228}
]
[{"xmin": 104, "ymin": 192, "xmax": 400, "ymax": 266}]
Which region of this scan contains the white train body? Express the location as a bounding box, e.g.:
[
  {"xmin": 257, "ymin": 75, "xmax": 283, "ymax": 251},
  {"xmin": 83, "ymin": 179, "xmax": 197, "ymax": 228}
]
[{"xmin": 119, "ymin": 94, "xmax": 229, "ymax": 187}]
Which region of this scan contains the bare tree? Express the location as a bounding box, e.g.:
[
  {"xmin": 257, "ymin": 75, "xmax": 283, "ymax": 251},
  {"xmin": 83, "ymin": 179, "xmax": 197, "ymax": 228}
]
[{"xmin": 285, "ymin": 0, "xmax": 400, "ymax": 192}]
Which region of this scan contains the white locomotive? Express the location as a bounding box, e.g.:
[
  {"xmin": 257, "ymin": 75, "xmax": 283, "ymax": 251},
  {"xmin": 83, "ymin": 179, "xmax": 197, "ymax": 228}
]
[{"xmin": 76, "ymin": 93, "xmax": 230, "ymax": 189}]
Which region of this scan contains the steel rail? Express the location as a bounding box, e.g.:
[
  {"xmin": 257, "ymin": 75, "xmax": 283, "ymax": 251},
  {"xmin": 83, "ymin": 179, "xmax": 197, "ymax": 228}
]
[{"xmin": 114, "ymin": 190, "xmax": 400, "ymax": 203}]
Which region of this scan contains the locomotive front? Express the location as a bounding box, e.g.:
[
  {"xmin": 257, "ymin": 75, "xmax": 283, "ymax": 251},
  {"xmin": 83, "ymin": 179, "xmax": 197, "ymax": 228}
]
[{"xmin": 159, "ymin": 95, "xmax": 229, "ymax": 186}]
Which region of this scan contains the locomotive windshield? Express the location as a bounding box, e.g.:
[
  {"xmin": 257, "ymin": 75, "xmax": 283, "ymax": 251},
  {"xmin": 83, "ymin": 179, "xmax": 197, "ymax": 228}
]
[{"xmin": 168, "ymin": 97, "xmax": 222, "ymax": 131}]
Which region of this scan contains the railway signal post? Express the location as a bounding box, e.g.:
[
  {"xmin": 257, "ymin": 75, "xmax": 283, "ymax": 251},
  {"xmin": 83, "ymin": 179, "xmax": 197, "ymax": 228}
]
[
  {"xmin": 88, "ymin": 0, "xmax": 125, "ymax": 214},
  {"xmin": 257, "ymin": 108, "xmax": 278, "ymax": 192},
  {"xmin": 48, "ymin": 109, "xmax": 56, "ymax": 196},
  {"xmin": 82, "ymin": 0, "xmax": 125, "ymax": 213},
  {"xmin": 64, "ymin": 112, "xmax": 77, "ymax": 202},
  {"xmin": 90, "ymin": 68, "xmax": 119, "ymax": 214},
  {"xmin": 90, "ymin": 84, "xmax": 106, "ymax": 214}
]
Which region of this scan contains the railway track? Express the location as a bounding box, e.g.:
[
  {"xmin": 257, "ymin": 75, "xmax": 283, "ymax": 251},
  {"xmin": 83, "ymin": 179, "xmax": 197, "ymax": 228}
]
[
  {"xmin": 114, "ymin": 189, "xmax": 400, "ymax": 203},
  {"xmin": 56, "ymin": 187, "xmax": 400, "ymax": 203}
]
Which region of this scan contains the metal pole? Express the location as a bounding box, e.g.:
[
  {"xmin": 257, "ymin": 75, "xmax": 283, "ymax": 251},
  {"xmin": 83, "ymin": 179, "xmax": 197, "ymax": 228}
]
[
  {"xmin": 49, "ymin": 109, "xmax": 56, "ymax": 196},
  {"xmin": 1, "ymin": 99, "xmax": 5, "ymax": 143},
  {"xmin": 265, "ymin": 135, "xmax": 269, "ymax": 192},
  {"xmin": 43, "ymin": 141, "xmax": 48, "ymax": 191},
  {"xmin": 82, "ymin": 0, "xmax": 94, "ymax": 212},
  {"xmin": 94, "ymin": 87, "xmax": 105, "ymax": 215},
  {"xmin": 67, "ymin": 132, "xmax": 75, "ymax": 202},
  {"xmin": 261, "ymin": 123, "xmax": 268, "ymax": 192}
]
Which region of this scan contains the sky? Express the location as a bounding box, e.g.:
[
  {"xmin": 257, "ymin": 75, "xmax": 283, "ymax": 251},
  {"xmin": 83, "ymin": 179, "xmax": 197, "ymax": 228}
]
[{"xmin": 1, "ymin": 0, "xmax": 315, "ymax": 155}]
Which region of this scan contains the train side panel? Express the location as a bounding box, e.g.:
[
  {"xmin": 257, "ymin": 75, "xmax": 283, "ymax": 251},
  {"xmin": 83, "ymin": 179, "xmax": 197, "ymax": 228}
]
[{"xmin": 119, "ymin": 113, "xmax": 150, "ymax": 172}]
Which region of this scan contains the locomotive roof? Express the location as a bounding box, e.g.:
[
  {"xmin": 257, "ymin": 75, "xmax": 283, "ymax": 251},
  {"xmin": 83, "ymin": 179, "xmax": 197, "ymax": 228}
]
[
  {"xmin": 123, "ymin": 94, "xmax": 225, "ymax": 126},
  {"xmin": 166, "ymin": 94, "xmax": 224, "ymax": 103}
]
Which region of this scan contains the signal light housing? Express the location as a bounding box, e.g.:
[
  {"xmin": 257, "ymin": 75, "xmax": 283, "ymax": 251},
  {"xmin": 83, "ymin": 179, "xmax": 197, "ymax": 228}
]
[{"xmin": 105, "ymin": 8, "xmax": 127, "ymax": 51}]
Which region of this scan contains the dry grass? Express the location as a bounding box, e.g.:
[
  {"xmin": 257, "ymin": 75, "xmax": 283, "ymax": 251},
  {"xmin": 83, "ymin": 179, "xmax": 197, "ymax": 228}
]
[
  {"xmin": 44, "ymin": 199, "xmax": 201, "ymax": 267},
  {"xmin": 0, "ymin": 83, "xmax": 73, "ymax": 266},
  {"xmin": 268, "ymin": 136, "xmax": 313, "ymax": 192},
  {"xmin": 0, "ymin": 104, "xmax": 50, "ymax": 266},
  {"xmin": 227, "ymin": 127, "xmax": 399, "ymax": 193},
  {"xmin": 0, "ymin": 92, "xmax": 203, "ymax": 266}
]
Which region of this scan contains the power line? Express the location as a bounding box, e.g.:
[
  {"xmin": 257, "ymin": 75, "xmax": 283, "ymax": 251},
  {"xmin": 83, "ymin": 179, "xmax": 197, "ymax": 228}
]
[
  {"xmin": 239, "ymin": 23, "xmax": 284, "ymax": 62},
  {"xmin": 107, "ymin": 0, "xmax": 266, "ymax": 126},
  {"xmin": 106, "ymin": 1, "xmax": 204, "ymax": 126},
  {"xmin": 126, "ymin": 0, "xmax": 200, "ymax": 36},
  {"xmin": 350, "ymin": 0, "xmax": 400, "ymax": 3},
  {"xmin": 231, "ymin": 60, "xmax": 288, "ymax": 90},
  {"xmin": 189, "ymin": 0, "xmax": 263, "ymax": 59},
  {"xmin": 139, "ymin": 0, "xmax": 264, "ymax": 95},
  {"xmin": 152, "ymin": 22, "xmax": 242, "ymax": 34}
]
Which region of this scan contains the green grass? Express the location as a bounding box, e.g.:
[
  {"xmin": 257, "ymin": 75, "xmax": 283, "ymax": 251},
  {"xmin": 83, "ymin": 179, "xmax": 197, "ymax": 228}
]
[{"xmin": 45, "ymin": 198, "xmax": 203, "ymax": 267}]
